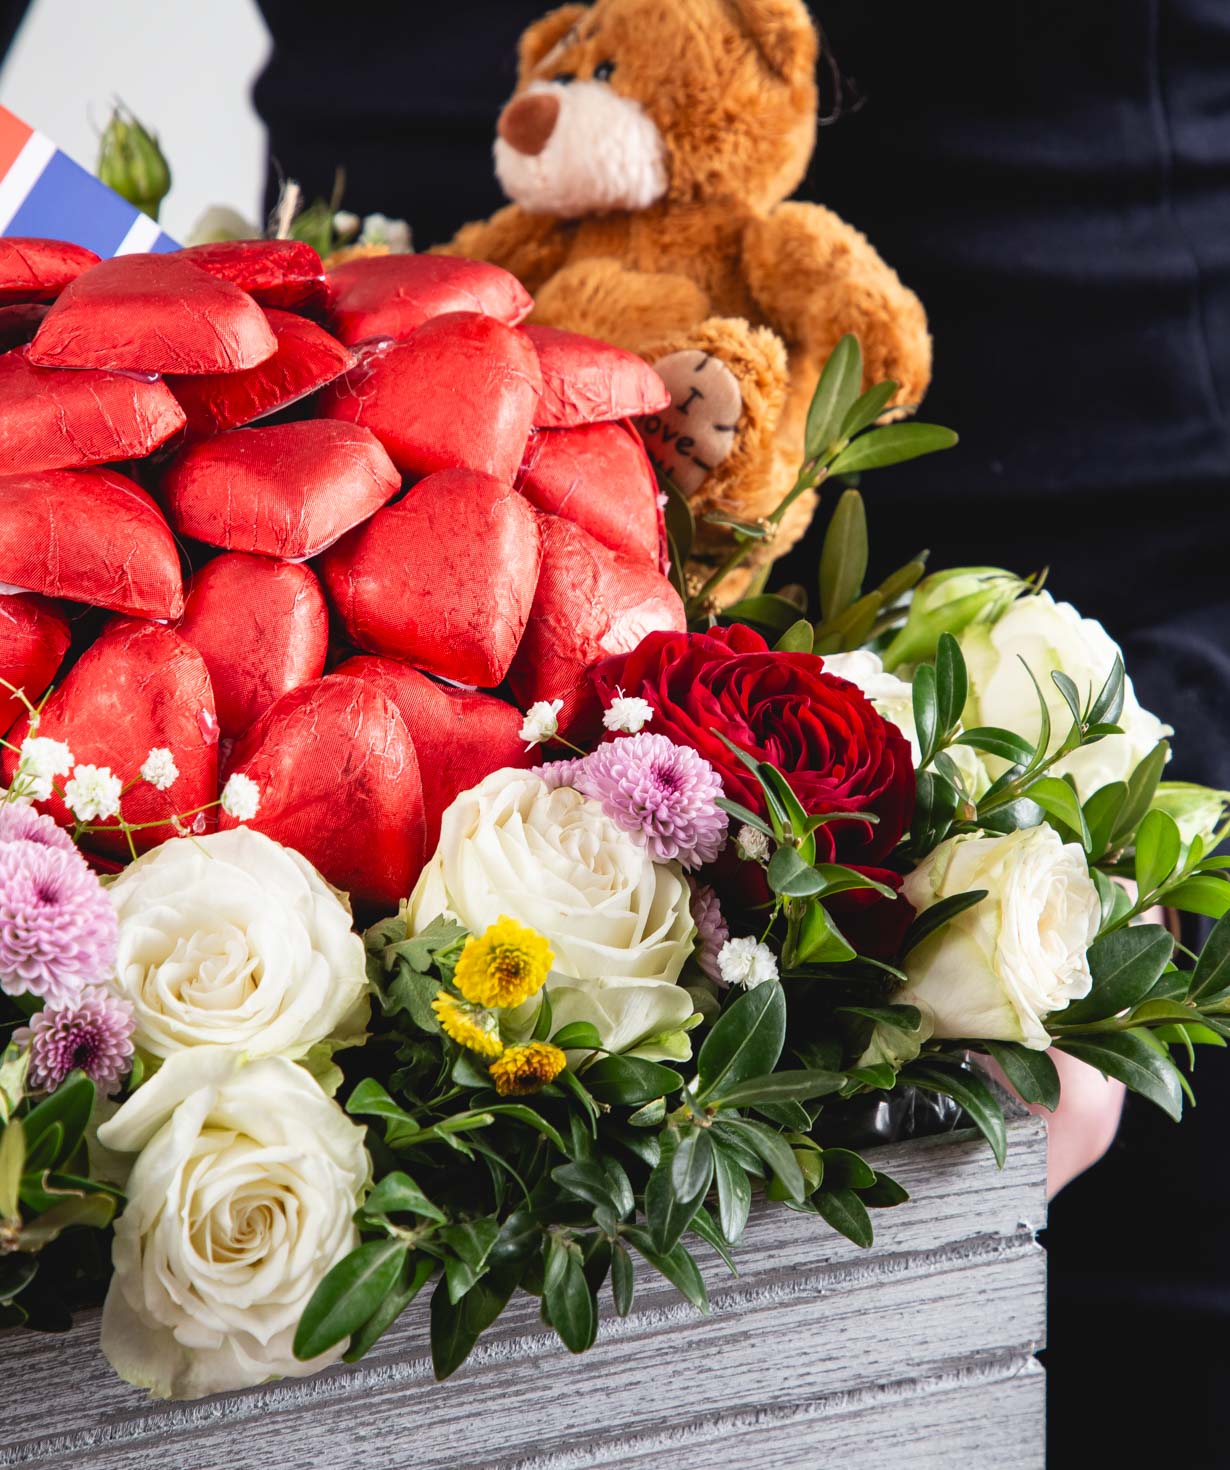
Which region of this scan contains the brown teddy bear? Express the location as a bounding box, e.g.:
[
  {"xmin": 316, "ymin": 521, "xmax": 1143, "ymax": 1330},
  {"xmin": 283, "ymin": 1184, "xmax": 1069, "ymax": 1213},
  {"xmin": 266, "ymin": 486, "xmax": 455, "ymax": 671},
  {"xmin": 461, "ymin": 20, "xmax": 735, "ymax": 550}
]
[{"xmin": 441, "ymin": 0, "xmax": 931, "ymax": 603}]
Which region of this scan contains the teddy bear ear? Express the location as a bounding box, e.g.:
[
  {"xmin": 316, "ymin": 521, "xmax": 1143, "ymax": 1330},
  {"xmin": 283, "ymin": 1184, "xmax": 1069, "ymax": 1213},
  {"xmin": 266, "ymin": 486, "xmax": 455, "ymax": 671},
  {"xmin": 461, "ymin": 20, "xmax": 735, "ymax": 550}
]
[
  {"xmin": 732, "ymin": 0, "xmax": 819, "ymax": 85},
  {"xmin": 518, "ymin": 4, "xmax": 591, "ymax": 80}
]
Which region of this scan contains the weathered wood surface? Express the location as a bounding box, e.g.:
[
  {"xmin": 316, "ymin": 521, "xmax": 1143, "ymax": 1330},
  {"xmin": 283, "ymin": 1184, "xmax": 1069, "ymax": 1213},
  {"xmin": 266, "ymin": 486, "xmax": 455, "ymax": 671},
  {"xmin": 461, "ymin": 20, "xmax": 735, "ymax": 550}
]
[{"xmin": 0, "ymin": 1112, "xmax": 1048, "ymax": 1470}]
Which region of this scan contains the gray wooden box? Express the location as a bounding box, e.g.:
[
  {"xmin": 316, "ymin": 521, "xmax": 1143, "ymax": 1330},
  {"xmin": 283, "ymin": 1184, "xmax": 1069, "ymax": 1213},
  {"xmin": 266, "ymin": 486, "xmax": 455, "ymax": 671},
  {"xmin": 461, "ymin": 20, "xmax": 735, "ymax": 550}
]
[{"xmin": 0, "ymin": 1109, "xmax": 1047, "ymax": 1470}]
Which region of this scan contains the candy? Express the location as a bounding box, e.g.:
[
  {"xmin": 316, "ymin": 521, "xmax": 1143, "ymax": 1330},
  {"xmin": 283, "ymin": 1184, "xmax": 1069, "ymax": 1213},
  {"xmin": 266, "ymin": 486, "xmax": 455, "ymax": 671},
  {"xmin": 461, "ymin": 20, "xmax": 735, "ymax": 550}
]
[
  {"xmin": 0, "ymin": 594, "xmax": 71, "ymax": 737},
  {"xmin": 0, "ymin": 467, "xmax": 183, "ymax": 618},
  {"xmin": 177, "ymin": 554, "xmax": 329, "ymax": 738},
  {"xmin": 28, "ymin": 253, "xmax": 277, "ymax": 374},
  {"xmin": 327, "ymin": 253, "xmax": 532, "ymax": 346},
  {"xmin": 523, "ymin": 324, "xmax": 669, "ymax": 428},
  {"xmin": 162, "ymin": 420, "xmax": 400, "ymax": 560},
  {"xmin": 172, "ymin": 239, "xmax": 329, "ymax": 311},
  {"xmin": 0, "ymin": 237, "xmax": 100, "ymax": 304}
]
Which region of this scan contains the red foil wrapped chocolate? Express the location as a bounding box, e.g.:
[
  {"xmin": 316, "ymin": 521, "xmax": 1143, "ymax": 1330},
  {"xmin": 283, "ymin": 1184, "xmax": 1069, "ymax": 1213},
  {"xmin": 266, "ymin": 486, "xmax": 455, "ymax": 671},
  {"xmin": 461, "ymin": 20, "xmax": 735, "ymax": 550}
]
[
  {"xmin": 318, "ymin": 312, "xmax": 542, "ymax": 484},
  {"xmin": 326, "ymin": 253, "xmax": 532, "ymax": 346},
  {"xmin": 0, "ymin": 348, "xmax": 186, "ymax": 475},
  {"xmin": 2, "ymin": 618, "xmax": 219, "ymax": 854},
  {"xmin": 320, "ymin": 468, "xmax": 541, "ymax": 686},
  {"xmin": 0, "ymin": 466, "xmax": 184, "ymax": 618},
  {"xmin": 332, "ymin": 655, "xmax": 534, "ymax": 852},
  {"xmin": 523, "ymin": 325, "xmax": 669, "ymax": 429},
  {"xmin": 0, "ymin": 237, "xmax": 100, "ymax": 304},
  {"xmin": 0, "ymin": 593, "xmax": 71, "ymax": 737},
  {"xmin": 508, "ymin": 514, "xmax": 686, "ymax": 737},
  {"xmin": 162, "ymin": 420, "xmax": 400, "ymax": 560},
  {"xmin": 166, "ymin": 308, "xmax": 356, "ymax": 436},
  {"xmin": 177, "ymin": 554, "xmax": 329, "ymax": 738},
  {"xmin": 518, "ymin": 421, "xmax": 662, "ymax": 567},
  {"xmin": 172, "ymin": 240, "xmax": 329, "ymax": 311},
  {"xmin": 221, "ymin": 675, "xmax": 425, "ymax": 910},
  {"xmin": 28, "ymin": 254, "xmax": 277, "ymax": 374}
]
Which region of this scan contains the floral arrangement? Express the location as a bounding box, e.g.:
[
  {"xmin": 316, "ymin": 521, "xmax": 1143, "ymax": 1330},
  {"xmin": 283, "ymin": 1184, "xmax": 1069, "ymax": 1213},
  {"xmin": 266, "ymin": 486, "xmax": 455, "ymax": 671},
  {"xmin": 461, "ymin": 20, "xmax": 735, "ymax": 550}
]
[{"xmin": 1, "ymin": 223, "xmax": 1228, "ymax": 1406}]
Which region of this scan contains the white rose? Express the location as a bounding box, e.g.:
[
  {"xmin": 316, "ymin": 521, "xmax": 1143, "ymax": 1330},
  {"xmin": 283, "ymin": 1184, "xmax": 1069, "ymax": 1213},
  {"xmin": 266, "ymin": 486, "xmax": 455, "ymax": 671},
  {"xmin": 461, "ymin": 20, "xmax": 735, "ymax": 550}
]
[
  {"xmin": 823, "ymin": 650, "xmax": 987, "ymax": 796},
  {"xmin": 98, "ymin": 1049, "xmax": 369, "ymax": 1399},
  {"xmin": 959, "ymin": 592, "xmax": 1172, "ymax": 800},
  {"xmin": 537, "ymin": 974, "xmax": 697, "ymax": 1060},
  {"xmin": 898, "ymin": 826, "xmax": 1101, "ymax": 1050},
  {"xmin": 408, "ymin": 769, "xmax": 695, "ymax": 984},
  {"xmin": 108, "ymin": 829, "xmax": 368, "ymax": 1063}
]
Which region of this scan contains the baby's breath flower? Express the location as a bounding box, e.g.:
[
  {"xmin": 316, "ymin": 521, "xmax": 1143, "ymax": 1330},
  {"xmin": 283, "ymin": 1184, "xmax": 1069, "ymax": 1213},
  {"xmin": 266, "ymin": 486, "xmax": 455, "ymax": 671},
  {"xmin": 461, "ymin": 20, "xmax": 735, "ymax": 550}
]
[
  {"xmin": 718, "ymin": 936, "xmax": 779, "ymax": 990},
  {"xmin": 602, "ymin": 690, "xmax": 654, "ymax": 735},
  {"xmin": 63, "ymin": 764, "xmax": 122, "ymax": 823},
  {"xmin": 454, "ymin": 917, "xmax": 553, "ymax": 1010},
  {"xmin": 519, "ymin": 699, "xmax": 564, "ymax": 750},
  {"xmin": 220, "ymin": 773, "xmax": 260, "ymax": 822},
  {"xmin": 140, "ymin": 748, "xmax": 179, "ymax": 792},
  {"xmin": 431, "ymin": 991, "xmax": 504, "ymax": 1058},
  {"xmin": 734, "ymin": 824, "xmax": 771, "ymax": 864},
  {"xmin": 14, "ymin": 736, "xmax": 73, "ymax": 801},
  {"xmin": 489, "ymin": 1041, "xmax": 566, "ymax": 1096}
]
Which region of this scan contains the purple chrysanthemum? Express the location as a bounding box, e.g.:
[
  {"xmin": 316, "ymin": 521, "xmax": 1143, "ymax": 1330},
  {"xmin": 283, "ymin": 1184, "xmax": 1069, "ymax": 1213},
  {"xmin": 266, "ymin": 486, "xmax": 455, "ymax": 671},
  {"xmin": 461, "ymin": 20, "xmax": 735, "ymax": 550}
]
[
  {"xmin": 689, "ymin": 882, "xmax": 730, "ymax": 984},
  {"xmin": 540, "ymin": 758, "xmax": 585, "ymax": 791},
  {"xmin": 0, "ymin": 803, "xmax": 76, "ymax": 855},
  {"xmin": 0, "ymin": 843, "xmax": 118, "ymax": 1006},
  {"xmin": 16, "ymin": 988, "xmax": 134, "ymax": 1095},
  {"xmin": 571, "ymin": 733, "xmax": 729, "ymax": 868}
]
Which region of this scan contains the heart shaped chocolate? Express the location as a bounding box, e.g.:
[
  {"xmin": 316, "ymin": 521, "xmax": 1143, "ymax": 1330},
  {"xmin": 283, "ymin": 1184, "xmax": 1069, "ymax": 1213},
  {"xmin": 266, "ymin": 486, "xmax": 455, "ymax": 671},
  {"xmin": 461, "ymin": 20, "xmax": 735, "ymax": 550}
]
[
  {"xmin": 327, "ymin": 254, "xmax": 532, "ymax": 346},
  {"xmin": 2, "ymin": 617, "xmax": 219, "ymax": 854},
  {"xmin": 0, "ymin": 594, "xmax": 71, "ymax": 737},
  {"xmin": 177, "ymin": 554, "xmax": 329, "ymax": 738},
  {"xmin": 162, "ymin": 420, "xmax": 400, "ymax": 560},
  {"xmin": 508, "ymin": 514, "xmax": 686, "ymax": 738},
  {"xmin": 28, "ymin": 253, "xmax": 277, "ymax": 375},
  {"xmin": 0, "ymin": 238, "xmax": 100, "ymax": 304},
  {"xmin": 0, "ymin": 304, "xmax": 48, "ymax": 352},
  {"xmin": 173, "ymin": 240, "xmax": 329, "ymax": 311},
  {"xmin": 166, "ymin": 309, "xmax": 356, "ymax": 436},
  {"xmin": 0, "ymin": 467, "xmax": 183, "ymax": 618},
  {"xmin": 518, "ymin": 421, "xmax": 662, "ymax": 567},
  {"xmin": 319, "ymin": 468, "xmax": 541, "ymax": 686},
  {"xmin": 0, "ymin": 348, "xmax": 186, "ymax": 475},
  {"xmin": 220, "ymin": 675, "xmax": 425, "ymax": 910},
  {"xmin": 523, "ymin": 325, "xmax": 670, "ymax": 429},
  {"xmin": 318, "ymin": 312, "xmax": 543, "ymax": 484},
  {"xmin": 332, "ymin": 655, "xmax": 534, "ymax": 853}
]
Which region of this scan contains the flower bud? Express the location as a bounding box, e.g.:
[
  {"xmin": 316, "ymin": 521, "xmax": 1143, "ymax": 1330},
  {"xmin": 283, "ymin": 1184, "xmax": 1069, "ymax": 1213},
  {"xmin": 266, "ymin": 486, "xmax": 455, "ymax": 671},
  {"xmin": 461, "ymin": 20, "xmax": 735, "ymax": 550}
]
[
  {"xmin": 97, "ymin": 106, "xmax": 171, "ymax": 220},
  {"xmin": 883, "ymin": 567, "xmax": 1028, "ymax": 670}
]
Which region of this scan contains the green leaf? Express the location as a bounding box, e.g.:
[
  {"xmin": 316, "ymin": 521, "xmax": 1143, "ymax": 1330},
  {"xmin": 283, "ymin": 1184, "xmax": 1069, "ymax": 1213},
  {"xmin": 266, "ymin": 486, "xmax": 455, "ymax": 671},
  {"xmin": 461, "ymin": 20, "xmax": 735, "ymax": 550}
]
[
  {"xmin": 343, "ymin": 1253, "xmax": 434, "ymax": 1363},
  {"xmin": 1055, "ymin": 1031, "xmax": 1184, "ymax": 1122},
  {"xmin": 670, "ymin": 1127, "xmax": 716, "ymax": 1201},
  {"xmin": 957, "ymin": 727, "xmax": 1036, "ymax": 766},
  {"xmin": 428, "ymin": 1260, "xmax": 523, "ymax": 1380},
  {"xmin": 793, "ymin": 899, "xmax": 858, "ymax": 966},
  {"xmin": 819, "ymin": 488, "xmax": 868, "ymax": 622},
  {"xmin": 861, "ymin": 1171, "xmax": 910, "ymax": 1209},
  {"xmin": 647, "ymin": 1132, "xmax": 712, "ymax": 1253},
  {"xmin": 1089, "ymin": 657, "xmax": 1126, "ymax": 726},
  {"xmin": 775, "ymin": 619, "xmax": 815, "ymax": 654},
  {"xmin": 0, "ymin": 1119, "xmax": 24, "ymax": 1220},
  {"xmin": 1189, "ymin": 912, "xmax": 1230, "ymax": 1001},
  {"xmin": 722, "ymin": 594, "xmax": 805, "ymax": 633},
  {"xmin": 911, "ymin": 662, "xmax": 939, "ymax": 768},
  {"xmin": 697, "ymin": 981, "xmax": 786, "ymax": 1101},
  {"xmin": 552, "ymin": 1160, "xmax": 622, "ymax": 1216},
  {"xmin": 1110, "ymin": 741, "xmax": 1171, "ymax": 845},
  {"xmin": 828, "ymin": 422, "xmax": 958, "ymax": 475},
  {"xmin": 911, "ymin": 768, "xmax": 960, "ymax": 852},
  {"xmin": 531, "ymin": 987, "xmax": 553, "ymax": 1042},
  {"xmin": 1083, "ymin": 782, "xmax": 1128, "ymax": 859},
  {"xmin": 1051, "ymin": 670, "xmax": 1083, "ymax": 728},
  {"xmin": 712, "ymin": 1139, "xmax": 753, "ymax": 1243},
  {"xmin": 716, "ymin": 1117, "xmax": 805, "ymax": 1201},
  {"xmin": 21, "ymin": 1121, "xmax": 63, "ymax": 1176},
  {"xmin": 659, "ymin": 471, "xmax": 695, "ymax": 567},
  {"xmin": 711, "ymin": 1068, "xmax": 845, "ymax": 1110},
  {"xmin": 294, "ymin": 1239, "xmax": 408, "ymax": 1360},
  {"xmin": 805, "ymin": 333, "xmax": 863, "ymax": 462},
  {"xmin": 714, "ymin": 798, "xmax": 775, "ymax": 840},
  {"xmin": 1134, "ymin": 808, "xmax": 1182, "ymax": 896},
  {"xmin": 22, "ymin": 1071, "xmax": 94, "ymax": 1168},
  {"xmin": 837, "ymin": 1005, "xmax": 923, "ymax": 1033},
  {"xmin": 611, "ymin": 1240, "xmax": 635, "ymax": 1317},
  {"xmin": 17, "ymin": 1192, "xmax": 115, "ymax": 1251},
  {"xmin": 621, "ymin": 1227, "xmax": 709, "ymax": 1312},
  {"xmin": 479, "ymin": 1104, "xmax": 567, "ymax": 1154},
  {"xmin": 766, "ymin": 845, "xmax": 824, "ymax": 899},
  {"xmin": 550, "ymin": 1021, "xmax": 603, "ymax": 1051},
  {"xmin": 839, "ymin": 378, "xmax": 899, "ymax": 441},
  {"xmin": 1028, "ymin": 775, "xmax": 1092, "ymax": 849},
  {"xmin": 544, "ymin": 1239, "xmax": 597, "ymax": 1354},
  {"xmin": 979, "ymin": 1042, "xmax": 1061, "ymax": 1112},
  {"xmin": 815, "ymin": 1187, "xmax": 873, "ymax": 1248},
  {"xmin": 360, "ymin": 1171, "xmax": 446, "ymax": 1224},
  {"xmin": 900, "ymin": 890, "xmax": 987, "ymax": 957},
  {"xmin": 1166, "ymin": 875, "xmax": 1230, "ymax": 920},
  {"xmin": 906, "ymin": 1063, "xmax": 1007, "ymax": 1167},
  {"xmin": 688, "ymin": 1203, "xmax": 739, "ymax": 1275},
  {"xmin": 583, "ymin": 1056, "xmax": 684, "ymax": 1107},
  {"xmin": 821, "ymin": 1148, "xmax": 876, "ymax": 1190},
  {"xmin": 1060, "ymin": 925, "xmax": 1174, "ymax": 1026},
  {"xmin": 934, "ymin": 633, "xmax": 968, "ymax": 738},
  {"xmin": 345, "ymin": 1079, "xmax": 420, "ymax": 1132},
  {"xmin": 438, "ymin": 1217, "xmax": 500, "ymax": 1301}
]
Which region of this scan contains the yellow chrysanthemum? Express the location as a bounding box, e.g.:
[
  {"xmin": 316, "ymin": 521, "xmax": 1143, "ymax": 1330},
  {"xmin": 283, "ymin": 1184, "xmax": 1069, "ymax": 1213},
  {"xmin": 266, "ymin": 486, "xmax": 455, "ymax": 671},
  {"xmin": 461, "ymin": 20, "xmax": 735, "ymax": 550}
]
[
  {"xmin": 453, "ymin": 917, "xmax": 554, "ymax": 1010},
  {"xmin": 431, "ymin": 991, "xmax": 504, "ymax": 1059},
  {"xmin": 488, "ymin": 1042, "xmax": 567, "ymax": 1097}
]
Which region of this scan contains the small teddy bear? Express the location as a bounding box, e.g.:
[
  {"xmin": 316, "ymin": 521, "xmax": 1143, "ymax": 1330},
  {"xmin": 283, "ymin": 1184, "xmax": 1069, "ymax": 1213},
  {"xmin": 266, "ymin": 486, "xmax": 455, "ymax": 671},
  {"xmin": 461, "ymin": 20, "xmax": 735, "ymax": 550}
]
[{"xmin": 442, "ymin": 0, "xmax": 932, "ymax": 601}]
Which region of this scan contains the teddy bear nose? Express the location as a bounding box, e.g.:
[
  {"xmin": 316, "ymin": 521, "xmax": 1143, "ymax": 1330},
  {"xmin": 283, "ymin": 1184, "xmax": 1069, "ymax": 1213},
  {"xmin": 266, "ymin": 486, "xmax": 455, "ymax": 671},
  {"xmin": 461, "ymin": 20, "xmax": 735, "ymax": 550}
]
[{"xmin": 498, "ymin": 93, "xmax": 562, "ymax": 157}]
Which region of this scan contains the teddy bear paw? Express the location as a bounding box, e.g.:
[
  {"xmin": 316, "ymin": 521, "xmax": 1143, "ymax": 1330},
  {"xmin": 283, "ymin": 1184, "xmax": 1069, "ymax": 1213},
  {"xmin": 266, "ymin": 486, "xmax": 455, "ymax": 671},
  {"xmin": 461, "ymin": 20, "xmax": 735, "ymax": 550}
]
[{"xmin": 639, "ymin": 349, "xmax": 743, "ymax": 495}]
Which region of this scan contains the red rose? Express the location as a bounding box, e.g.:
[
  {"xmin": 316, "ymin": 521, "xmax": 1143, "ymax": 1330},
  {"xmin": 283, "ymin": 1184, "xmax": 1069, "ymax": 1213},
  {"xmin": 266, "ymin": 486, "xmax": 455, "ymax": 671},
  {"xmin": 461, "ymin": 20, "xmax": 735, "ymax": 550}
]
[{"xmin": 592, "ymin": 626, "xmax": 915, "ymax": 865}]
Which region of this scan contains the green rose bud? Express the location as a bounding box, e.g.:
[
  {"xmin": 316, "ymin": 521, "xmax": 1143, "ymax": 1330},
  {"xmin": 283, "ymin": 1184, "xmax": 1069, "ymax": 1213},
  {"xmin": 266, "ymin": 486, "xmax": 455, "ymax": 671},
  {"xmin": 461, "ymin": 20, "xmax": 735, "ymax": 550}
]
[
  {"xmin": 883, "ymin": 566, "xmax": 1029, "ymax": 671},
  {"xmin": 97, "ymin": 106, "xmax": 171, "ymax": 220},
  {"xmin": 1149, "ymin": 782, "xmax": 1230, "ymax": 853}
]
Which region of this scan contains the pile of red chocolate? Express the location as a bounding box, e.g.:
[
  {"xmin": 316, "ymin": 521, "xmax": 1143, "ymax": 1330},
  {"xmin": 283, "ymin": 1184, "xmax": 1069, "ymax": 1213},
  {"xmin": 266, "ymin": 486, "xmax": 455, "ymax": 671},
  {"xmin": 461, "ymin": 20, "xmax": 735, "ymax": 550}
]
[{"xmin": 0, "ymin": 237, "xmax": 684, "ymax": 907}]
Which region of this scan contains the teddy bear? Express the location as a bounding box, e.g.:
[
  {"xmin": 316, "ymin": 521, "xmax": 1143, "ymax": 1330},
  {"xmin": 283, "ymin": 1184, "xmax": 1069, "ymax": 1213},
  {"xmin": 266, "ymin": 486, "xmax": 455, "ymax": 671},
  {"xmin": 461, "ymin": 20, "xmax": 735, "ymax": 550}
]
[{"xmin": 441, "ymin": 0, "xmax": 932, "ymax": 603}]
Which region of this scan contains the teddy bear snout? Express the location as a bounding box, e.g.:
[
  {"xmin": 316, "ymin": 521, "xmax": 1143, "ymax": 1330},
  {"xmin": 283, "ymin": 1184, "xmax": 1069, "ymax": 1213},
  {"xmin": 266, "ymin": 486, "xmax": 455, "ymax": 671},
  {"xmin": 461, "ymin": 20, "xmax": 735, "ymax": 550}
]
[{"xmin": 498, "ymin": 93, "xmax": 562, "ymax": 157}]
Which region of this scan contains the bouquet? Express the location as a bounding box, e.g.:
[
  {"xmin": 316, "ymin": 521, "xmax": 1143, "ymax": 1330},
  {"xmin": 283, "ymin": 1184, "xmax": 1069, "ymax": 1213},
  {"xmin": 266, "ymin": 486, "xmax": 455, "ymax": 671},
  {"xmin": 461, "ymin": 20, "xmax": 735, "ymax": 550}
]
[{"xmin": 1, "ymin": 221, "xmax": 1227, "ymax": 1405}]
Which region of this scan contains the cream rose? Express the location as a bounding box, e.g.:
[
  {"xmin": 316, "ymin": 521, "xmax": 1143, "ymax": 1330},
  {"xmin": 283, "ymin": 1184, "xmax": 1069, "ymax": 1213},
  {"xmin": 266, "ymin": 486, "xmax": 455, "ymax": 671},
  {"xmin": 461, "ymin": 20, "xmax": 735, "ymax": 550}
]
[
  {"xmin": 408, "ymin": 769, "xmax": 695, "ymax": 984},
  {"xmin": 98, "ymin": 1049, "xmax": 369, "ymax": 1399},
  {"xmin": 897, "ymin": 826, "xmax": 1101, "ymax": 1050},
  {"xmin": 959, "ymin": 592, "xmax": 1172, "ymax": 800},
  {"xmin": 108, "ymin": 829, "xmax": 368, "ymax": 1063},
  {"xmin": 537, "ymin": 974, "xmax": 697, "ymax": 1061}
]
